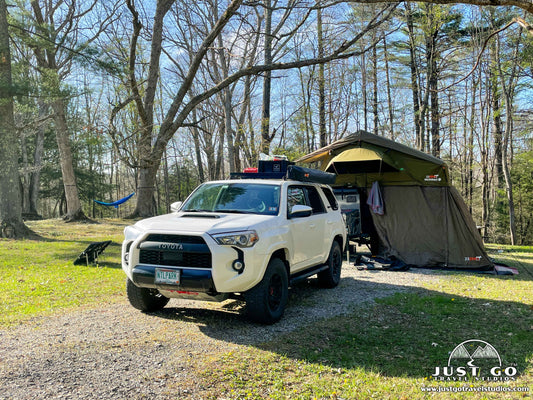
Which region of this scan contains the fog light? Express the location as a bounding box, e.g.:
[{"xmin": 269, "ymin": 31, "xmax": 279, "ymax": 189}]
[{"xmin": 232, "ymin": 260, "xmax": 244, "ymax": 273}]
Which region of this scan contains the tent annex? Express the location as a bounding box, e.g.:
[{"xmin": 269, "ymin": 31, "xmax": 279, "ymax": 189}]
[{"xmin": 297, "ymin": 130, "xmax": 494, "ymax": 271}]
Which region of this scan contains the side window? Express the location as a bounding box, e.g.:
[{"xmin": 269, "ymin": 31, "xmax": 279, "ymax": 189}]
[
  {"xmin": 321, "ymin": 187, "xmax": 339, "ymax": 210},
  {"xmin": 287, "ymin": 187, "xmax": 306, "ymax": 211},
  {"xmin": 304, "ymin": 186, "xmax": 326, "ymax": 214}
]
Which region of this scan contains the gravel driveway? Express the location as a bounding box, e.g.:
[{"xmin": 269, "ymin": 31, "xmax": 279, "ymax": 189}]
[{"xmin": 0, "ymin": 262, "xmax": 442, "ymax": 400}]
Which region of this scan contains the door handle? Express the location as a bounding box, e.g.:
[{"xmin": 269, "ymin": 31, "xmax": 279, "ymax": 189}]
[{"xmin": 309, "ymin": 224, "xmax": 316, "ymax": 229}]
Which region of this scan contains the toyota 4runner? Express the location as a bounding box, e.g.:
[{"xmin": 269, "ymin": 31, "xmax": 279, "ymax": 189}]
[{"xmin": 121, "ymin": 164, "xmax": 347, "ymax": 324}]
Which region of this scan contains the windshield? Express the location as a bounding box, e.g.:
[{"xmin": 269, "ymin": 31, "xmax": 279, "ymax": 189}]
[{"xmin": 182, "ymin": 183, "xmax": 280, "ymax": 216}]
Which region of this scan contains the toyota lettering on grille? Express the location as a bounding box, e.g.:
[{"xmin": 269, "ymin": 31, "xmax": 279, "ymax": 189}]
[{"xmin": 158, "ymin": 243, "xmax": 184, "ymax": 250}]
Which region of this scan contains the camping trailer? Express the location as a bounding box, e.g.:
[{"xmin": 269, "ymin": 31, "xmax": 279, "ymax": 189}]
[{"xmin": 297, "ymin": 130, "xmax": 494, "ymax": 271}]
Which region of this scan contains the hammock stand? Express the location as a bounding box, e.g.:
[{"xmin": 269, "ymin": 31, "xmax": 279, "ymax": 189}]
[{"xmin": 93, "ymin": 192, "xmax": 135, "ymax": 208}]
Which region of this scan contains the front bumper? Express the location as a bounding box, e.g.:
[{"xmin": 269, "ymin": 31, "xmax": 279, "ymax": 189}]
[
  {"xmin": 122, "ymin": 231, "xmax": 273, "ymax": 295},
  {"xmin": 131, "ymin": 265, "xmax": 228, "ymax": 301},
  {"xmin": 132, "ymin": 265, "xmax": 215, "ymax": 292}
]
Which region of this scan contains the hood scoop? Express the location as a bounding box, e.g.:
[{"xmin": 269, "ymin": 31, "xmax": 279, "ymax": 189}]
[{"xmin": 181, "ymin": 213, "xmax": 220, "ymax": 219}]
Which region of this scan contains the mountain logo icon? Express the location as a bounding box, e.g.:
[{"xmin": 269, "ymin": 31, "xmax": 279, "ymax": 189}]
[{"xmin": 448, "ymin": 340, "xmax": 501, "ymax": 367}]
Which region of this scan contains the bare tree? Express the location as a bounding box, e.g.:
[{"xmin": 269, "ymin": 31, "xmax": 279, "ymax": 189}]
[
  {"xmin": 494, "ymin": 21, "xmax": 523, "ymax": 244},
  {"xmin": 110, "ymin": 0, "xmax": 398, "ymax": 217}
]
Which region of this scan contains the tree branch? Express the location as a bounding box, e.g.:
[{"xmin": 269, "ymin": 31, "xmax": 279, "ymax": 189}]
[
  {"xmin": 439, "ymin": 17, "xmax": 529, "ymax": 92},
  {"xmin": 170, "ymin": 2, "xmax": 399, "ymax": 136}
]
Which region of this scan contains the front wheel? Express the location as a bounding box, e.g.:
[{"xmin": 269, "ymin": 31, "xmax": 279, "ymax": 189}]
[
  {"xmin": 126, "ymin": 278, "xmax": 169, "ymax": 312},
  {"xmin": 244, "ymin": 258, "xmax": 288, "ymax": 324},
  {"xmin": 317, "ymin": 241, "xmax": 342, "ymax": 288}
]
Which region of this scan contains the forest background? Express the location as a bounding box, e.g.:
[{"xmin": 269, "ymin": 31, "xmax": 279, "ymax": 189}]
[{"xmin": 0, "ymin": 0, "xmax": 532, "ymax": 245}]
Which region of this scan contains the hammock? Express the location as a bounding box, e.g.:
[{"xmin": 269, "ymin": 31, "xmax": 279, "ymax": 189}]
[{"xmin": 93, "ymin": 192, "xmax": 135, "ymax": 208}]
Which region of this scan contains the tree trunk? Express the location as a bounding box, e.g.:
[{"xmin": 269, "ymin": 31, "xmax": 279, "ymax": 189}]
[
  {"xmin": 163, "ymin": 150, "xmax": 170, "ymax": 214},
  {"xmin": 317, "ymin": 8, "xmax": 327, "ymax": 147},
  {"xmin": 383, "ymin": 35, "xmax": 394, "ymax": 139},
  {"xmin": 371, "ymin": 41, "xmax": 379, "ymax": 135},
  {"xmin": 28, "ymin": 102, "xmax": 48, "ymax": 218},
  {"xmin": 235, "ymin": 74, "xmax": 253, "ymax": 169},
  {"xmin": 361, "ymin": 50, "xmax": 368, "ymax": 132},
  {"xmin": 429, "ymin": 40, "xmax": 440, "ymax": 157},
  {"xmin": 421, "ymin": 19, "xmax": 436, "ymax": 154},
  {"xmin": 224, "ymin": 88, "xmax": 236, "ymax": 172},
  {"xmin": 21, "ymin": 129, "xmax": 31, "ymax": 214},
  {"xmin": 298, "ymin": 69, "xmax": 315, "ymax": 152},
  {"xmin": 0, "ymin": 0, "xmax": 32, "ymax": 238},
  {"xmin": 261, "ymin": 0, "xmax": 273, "ymax": 154},
  {"xmin": 50, "ymin": 99, "xmax": 88, "ymax": 222},
  {"xmin": 191, "ymin": 110, "xmax": 205, "ymax": 182},
  {"xmin": 495, "ymin": 30, "xmax": 520, "ymax": 244},
  {"xmin": 215, "ymin": 111, "xmax": 225, "ymax": 179},
  {"xmin": 479, "ymin": 76, "xmax": 490, "ymax": 238},
  {"xmin": 405, "ymin": 4, "xmax": 423, "ymax": 150},
  {"xmin": 490, "ymin": 48, "xmax": 504, "ymax": 190},
  {"xmin": 214, "ymin": 18, "xmax": 237, "ymax": 173},
  {"xmin": 134, "ymin": 164, "xmax": 160, "ymax": 218}
]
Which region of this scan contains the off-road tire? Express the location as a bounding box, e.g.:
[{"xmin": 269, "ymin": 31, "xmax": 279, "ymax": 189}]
[
  {"xmin": 126, "ymin": 278, "xmax": 170, "ymax": 312},
  {"xmin": 244, "ymin": 258, "xmax": 288, "ymax": 324},
  {"xmin": 317, "ymin": 241, "xmax": 342, "ymax": 288}
]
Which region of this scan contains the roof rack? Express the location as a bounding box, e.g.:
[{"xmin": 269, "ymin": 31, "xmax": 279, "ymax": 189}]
[
  {"xmin": 230, "ymin": 172, "xmax": 286, "ymax": 180},
  {"xmin": 230, "ymin": 164, "xmax": 336, "ymax": 185}
]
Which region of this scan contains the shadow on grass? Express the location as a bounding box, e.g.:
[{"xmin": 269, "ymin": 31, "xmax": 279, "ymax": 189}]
[
  {"xmin": 149, "ymin": 270, "xmax": 532, "ymax": 380},
  {"xmin": 259, "ymin": 291, "xmax": 532, "ymax": 379},
  {"xmin": 81, "ymin": 261, "xmax": 123, "ymax": 269}
]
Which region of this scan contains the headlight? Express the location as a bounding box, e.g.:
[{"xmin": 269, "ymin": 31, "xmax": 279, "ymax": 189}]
[
  {"xmin": 124, "ymin": 225, "xmax": 143, "ymax": 241},
  {"xmin": 211, "ymin": 230, "xmax": 259, "ymax": 248}
]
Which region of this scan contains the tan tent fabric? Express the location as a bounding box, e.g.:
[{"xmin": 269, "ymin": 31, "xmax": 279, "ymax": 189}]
[
  {"xmin": 297, "ymin": 130, "xmax": 493, "ymax": 271},
  {"xmin": 371, "ymin": 186, "xmax": 492, "ymax": 270},
  {"xmin": 327, "ymin": 147, "xmax": 383, "ymax": 163}
]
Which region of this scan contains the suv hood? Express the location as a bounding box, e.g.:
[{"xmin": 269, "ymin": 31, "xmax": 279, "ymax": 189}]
[{"xmin": 134, "ymin": 212, "xmax": 274, "ymax": 235}]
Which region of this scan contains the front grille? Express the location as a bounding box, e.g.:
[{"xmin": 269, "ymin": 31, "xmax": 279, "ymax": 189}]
[
  {"xmin": 144, "ymin": 234, "xmax": 205, "ymax": 244},
  {"xmin": 139, "ymin": 234, "xmax": 212, "ymax": 268},
  {"xmin": 139, "ymin": 250, "xmax": 211, "ymax": 268}
]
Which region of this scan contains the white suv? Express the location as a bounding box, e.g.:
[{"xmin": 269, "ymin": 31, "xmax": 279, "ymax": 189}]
[{"xmin": 122, "ymin": 168, "xmax": 347, "ymax": 324}]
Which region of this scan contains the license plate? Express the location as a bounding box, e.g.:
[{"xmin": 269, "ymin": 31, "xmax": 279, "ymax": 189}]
[{"xmin": 155, "ymin": 268, "xmax": 180, "ymax": 285}]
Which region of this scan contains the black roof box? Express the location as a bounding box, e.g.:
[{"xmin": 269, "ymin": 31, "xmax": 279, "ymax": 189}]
[{"xmin": 287, "ymin": 165, "xmax": 336, "ymax": 184}]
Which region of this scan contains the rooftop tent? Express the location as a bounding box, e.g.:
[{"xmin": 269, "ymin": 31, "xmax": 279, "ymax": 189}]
[
  {"xmin": 297, "ymin": 130, "xmax": 494, "ymax": 271},
  {"xmin": 299, "ymin": 130, "xmax": 449, "ymax": 187}
]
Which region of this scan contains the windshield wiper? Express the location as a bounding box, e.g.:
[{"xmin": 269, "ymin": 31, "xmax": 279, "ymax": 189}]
[
  {"xmin": 214, "ymin": 209, "xmax": 254, "ymax": 214},
  {"xmin": 183, "ymin": 209, "xmax": 213, "ymax": 213}
]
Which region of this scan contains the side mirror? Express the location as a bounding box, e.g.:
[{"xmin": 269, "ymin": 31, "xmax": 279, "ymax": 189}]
[
  {"xmin": 289, "ymin": 205, "xmax": 313, "ymax": 218},
  {"xmin": 170, "ymin": 201, "xmax": 183, "ymax": 212}
]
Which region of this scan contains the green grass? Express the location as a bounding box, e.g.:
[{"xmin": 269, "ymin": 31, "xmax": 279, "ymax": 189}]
[
  {"xmin": 195, "ymin": 247, "xmax": 533, "ymax": 399},
  {"xmin": 0, "ymin": 219, "xmax": 129, "ymax": 326}
]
